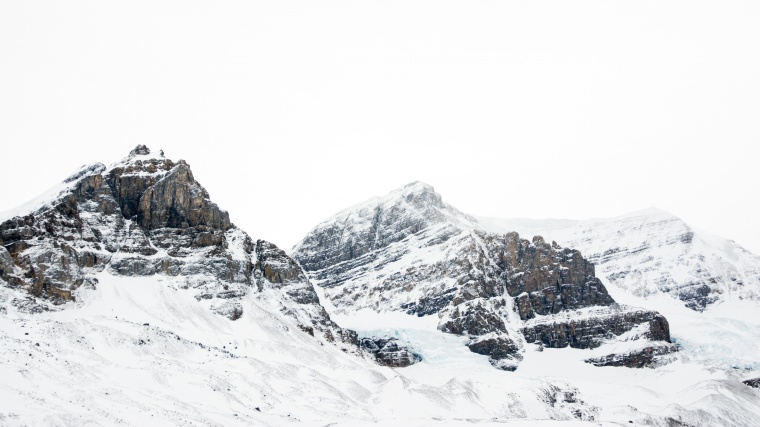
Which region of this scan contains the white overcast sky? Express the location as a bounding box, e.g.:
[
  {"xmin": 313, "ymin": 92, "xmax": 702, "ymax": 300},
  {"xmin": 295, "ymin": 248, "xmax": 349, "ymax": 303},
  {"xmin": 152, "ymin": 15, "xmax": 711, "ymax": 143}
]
[{"xmin": 1, "ymin": 1, "xmax": 759, "ymax": 253}]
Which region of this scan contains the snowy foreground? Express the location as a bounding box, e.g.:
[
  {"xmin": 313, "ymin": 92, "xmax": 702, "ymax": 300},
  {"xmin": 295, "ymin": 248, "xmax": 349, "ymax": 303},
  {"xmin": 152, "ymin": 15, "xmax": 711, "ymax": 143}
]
[{"xmin": 1, "ymin": 273, "xmax": 759, "ymax": 426}]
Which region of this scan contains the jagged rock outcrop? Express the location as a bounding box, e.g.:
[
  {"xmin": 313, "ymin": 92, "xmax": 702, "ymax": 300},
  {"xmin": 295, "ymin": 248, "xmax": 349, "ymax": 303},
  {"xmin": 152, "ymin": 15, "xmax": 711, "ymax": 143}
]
[
  {"xmin": 743, "ymin": 378, "xmax": 760, "ymax": 388},
  {"xmin": 0, "ymin": 146, "xmax": 355, "ymax": 350},
  {"xmin": 585, "ymin": 344, "xmax": 677, "ymax": 368},
  {"xmin": 360, "ymin": 336, "xmax": 420, "ymax": 367},
  {"xmin": 467, "ymin": 334, "xmax": 522, "ymax": 371},
  {"xmin": 480, "ymin": 232, "xmax": 615, "ymax": 319},
  {"xmin": 292, "ymin": 182, "xmax": 673, "ymax": 369},
  {"xmin": 0, "ymin": 245, "xmax": 17, "ymax": 283},
  {"xmin": 521, "ymin": 308, "xmax": 671, "ymax": 349}
]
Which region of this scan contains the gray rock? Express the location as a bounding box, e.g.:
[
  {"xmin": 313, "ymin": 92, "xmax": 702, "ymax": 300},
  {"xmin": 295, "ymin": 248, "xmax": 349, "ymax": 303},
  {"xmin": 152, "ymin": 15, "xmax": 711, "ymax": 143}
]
[
  {"xmin": 0, "ymin": 245, "xmax": 15, "ymax": 278},
  {"xmin": 467, "ymin": 335, "xmax": 522, "ymax": 371},
  {"xmin": 585, "ymin": 344, "xmax": 677, "ymax": 368},
  {"xmin": 360, "ymin": 336, "xmax": 420, "ymax": 367},
  {"xmin": 136, "ymin": 162, "xmax": 231, "ymax": 232},
  {"xmin": 521, "ymin": 308, "xmax": 671, "ymax": 349},
  {"xmin": 440, "ymin": 301, "xmax": 507, "ymax": 335}
]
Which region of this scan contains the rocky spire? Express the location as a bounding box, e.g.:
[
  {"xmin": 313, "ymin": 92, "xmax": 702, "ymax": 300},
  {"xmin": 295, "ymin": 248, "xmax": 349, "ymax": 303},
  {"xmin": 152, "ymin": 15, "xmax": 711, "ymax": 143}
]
[
  {"xmin": 105, "ymin": 146, "xmax": 231, "ymax": 232},
  {"xmin": 129, "ymin": 144, "xmax": 151, "ymax": 156}
]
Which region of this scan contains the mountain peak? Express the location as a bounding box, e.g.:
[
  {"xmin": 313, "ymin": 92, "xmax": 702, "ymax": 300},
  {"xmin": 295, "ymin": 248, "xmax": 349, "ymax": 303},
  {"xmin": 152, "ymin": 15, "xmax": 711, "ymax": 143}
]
[
  {"xmin": 382, "ymin": 181, "xmax": 445, "ymax": 210},
  {"xmin": 129, "ymin": 144, "xmax": 151, "ymax": 157},
  {"xmin": 613, "ymin": 206, "xmax": 676, "ymax": 220},
  {"xmin": 293, "ymin": 182, "xmax": 478, "ymax": 271},
  {"xmin": 400, "ymin": 180, "xmax": 435, "ymax": 193},
  {"xmin": 117, "ymin": 145, "xmax": 169, "ymax": 169},
  {"xmin": 375, "ymin": 181, "xmax": 439, "ymax": 205}
]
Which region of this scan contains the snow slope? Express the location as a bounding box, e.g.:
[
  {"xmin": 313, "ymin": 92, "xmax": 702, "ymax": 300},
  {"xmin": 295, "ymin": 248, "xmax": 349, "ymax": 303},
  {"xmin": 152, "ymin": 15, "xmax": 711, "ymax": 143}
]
[{"xmin": 3, "ymin": 274, "xmax": 760, "ymax": 426}]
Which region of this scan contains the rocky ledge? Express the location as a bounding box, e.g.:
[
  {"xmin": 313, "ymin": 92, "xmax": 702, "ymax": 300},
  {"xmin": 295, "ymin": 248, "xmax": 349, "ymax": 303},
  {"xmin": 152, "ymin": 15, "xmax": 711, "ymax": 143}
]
[
  {"xmin": 585, "ymin": 344, "xmax": 678, "ymax": 368},
  {"xmin": 360, "ymin": 336, "xmax": 421, "ymax": 367}
]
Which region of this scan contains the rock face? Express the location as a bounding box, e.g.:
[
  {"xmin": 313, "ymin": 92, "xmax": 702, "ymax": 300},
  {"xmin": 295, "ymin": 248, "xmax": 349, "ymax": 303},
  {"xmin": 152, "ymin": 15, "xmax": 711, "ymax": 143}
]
[
  {"xmin": 0, "ymin": 146, "xmax": 355, "ymax": 350},
  {"xmin": 360, "ymin": 336, "xmax": 420, "ymax": 367},
  {"xmin": 585, "ymin": 344, "xmax": 677, "ymax": 368},
  {"xmin": 478, "ymin": 209, "xmax": 760, "ymax": 311},
  {"xmin": 479, "ymin": 232, "xmax": 615, "ymax": 319},
  {"xmin": 521, "ymin": 308, "xmax": 670, "ymax": 349},
  {"xmin": 292, "ymin": 182, "xmax": 673, "ymax": 370},
  {"xmin": 743, "ymin": 378, "xmax": 760, "ymax": 388},
  {"xmin": 466, "ymin": 334, "xmax": 522, "ymax": 371}
]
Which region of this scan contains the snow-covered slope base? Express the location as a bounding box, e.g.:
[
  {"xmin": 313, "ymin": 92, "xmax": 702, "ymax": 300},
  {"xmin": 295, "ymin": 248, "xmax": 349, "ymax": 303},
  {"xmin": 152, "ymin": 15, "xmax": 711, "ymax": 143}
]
[{"xmin": 2, "ymin": 275, "xmax": 760, "ymax": 426}]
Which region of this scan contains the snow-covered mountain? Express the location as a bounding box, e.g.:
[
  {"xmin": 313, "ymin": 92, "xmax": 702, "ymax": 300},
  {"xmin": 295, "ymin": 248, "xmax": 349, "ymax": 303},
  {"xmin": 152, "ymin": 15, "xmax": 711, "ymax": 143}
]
[
  {"xmin": 3, "ymin": 165, "xmax": 760, "ymax": 426},
  {"xmin": 293, "ymin": 182, "xmax": 674, "ymax": 371},
  {"xmin": 478, "ymin": 208, "xmax": 760, "ymax": 310},
  {"xmin": 0, "ymin": 145, "xmax": 356, "ymax": 346},
  {"xmin": 290, "ymin": 181, "xmax": 760, "ymax": 425}
]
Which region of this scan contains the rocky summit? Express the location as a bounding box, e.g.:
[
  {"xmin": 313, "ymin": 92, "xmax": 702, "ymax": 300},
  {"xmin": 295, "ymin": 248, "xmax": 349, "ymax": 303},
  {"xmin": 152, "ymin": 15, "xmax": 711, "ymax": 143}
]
[
  {"xmin": 0, "ymin": 145, "xmax": 356, "ymax": 349},
  {"xmin": 293, "ymin": 182, "xmax": 675, "ymax": 370}
]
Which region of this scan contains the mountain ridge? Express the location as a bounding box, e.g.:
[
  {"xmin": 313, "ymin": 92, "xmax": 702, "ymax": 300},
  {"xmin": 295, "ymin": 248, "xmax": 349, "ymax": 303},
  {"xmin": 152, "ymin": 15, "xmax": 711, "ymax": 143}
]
[
  {"xmin": 292, "ymin": 181, "xmax": 676, "ymax": 371},
  {"xmin": 477, "ymin": 206, "xmax": 760, "ymax": 310}
]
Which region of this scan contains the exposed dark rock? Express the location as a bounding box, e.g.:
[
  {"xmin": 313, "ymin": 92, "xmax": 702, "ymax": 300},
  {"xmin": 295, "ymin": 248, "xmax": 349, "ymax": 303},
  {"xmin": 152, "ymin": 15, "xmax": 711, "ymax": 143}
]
[
  {"xmin": 440, "ymin": 301, "xmax": 506, "ymax": 335},
  {"xmin": 674, "ymin": 282, "xmax": 718, "ymax": 312},
  {"xmin": 467, "ymin": 335, "xmax": 522, "ymax": 371},
  {"xmin": 136, "ymin": 162, "xmax": 231, "ymax": 232},
  {"xmin": 585, "ymin": 344, "xmax": 677, "ymax": 368},
  {"xmin": 481, "ymin": 231, "xmax": 615, "ymax": 320},
  {"xmin": 0, "ymin": 245, "xmax": 15, "ymax": 279},
  {"xmin": 400, "ymin": 290, "xmax": 456, "ymax": 317},
  {"xmin": 521, "ymin": 309, "xmax": 671, "ymax": 349},
  {"xmin": 255, "ymin": 240, "xmax": 319, "ymax": 305},
  {"xmin": 256, "ymin": 240, "xmax": 309, "ymax": 286},
  {"xmin": 360, "ymin": 336, "xmax": 420, "ymax": 367},
  {"xmin": 743, "ymin": 378, "xmax": 760, "ymax": 388}
]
